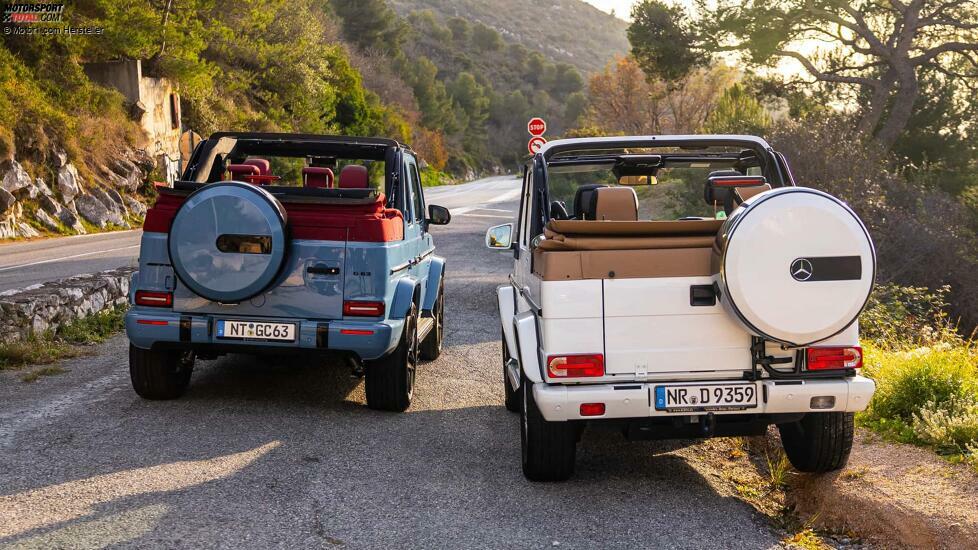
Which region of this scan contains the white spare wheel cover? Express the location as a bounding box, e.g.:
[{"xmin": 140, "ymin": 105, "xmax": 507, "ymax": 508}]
[{"xmin": 716, "ymin": 187, "xmax": 875, "ymax": 347}]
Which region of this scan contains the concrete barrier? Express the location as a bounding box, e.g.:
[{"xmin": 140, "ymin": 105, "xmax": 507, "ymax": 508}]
[{"xmin": 0, "ymin": 267, "xmax": 135, "ymax": 343}]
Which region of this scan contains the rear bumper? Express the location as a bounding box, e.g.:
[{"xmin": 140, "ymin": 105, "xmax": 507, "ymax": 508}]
[
  {"xmin": 533, "ymin": 375, "xmax": 875, "ymax": 422},
  {"xmin": 125, "ymin": 309, "xmax": 401, "ymax": 360}
]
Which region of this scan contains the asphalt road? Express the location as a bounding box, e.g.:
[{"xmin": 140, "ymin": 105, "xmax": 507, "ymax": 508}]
[
  {"xmin": 0, "ymin": 176, "xmax": 519, "ymax": 294},
  {"xmin": 0, "ymin": 176, "xmax": 780, "ymax": 549},
  {"xmin": 0, "ymin": 230, "xmax": 142, "ymax": 293}
]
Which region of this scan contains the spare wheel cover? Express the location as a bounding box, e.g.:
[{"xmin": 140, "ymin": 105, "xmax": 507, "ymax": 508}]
[
  {"xmin": 717, "ymin": 187, "xmax": 875, "ymax": 347},
  {"xmin": 168, "ymin": 181, "xmax": 288, "ymax": 303}
]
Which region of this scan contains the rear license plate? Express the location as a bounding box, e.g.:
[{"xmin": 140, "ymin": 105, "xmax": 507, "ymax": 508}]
[
  {"xmin": 654, "ymin": 383, "xmax": 758, "ymax": 412},
  {"xmin": 216, "ymin": 320, "xmax": 296, "ymax": 342}
]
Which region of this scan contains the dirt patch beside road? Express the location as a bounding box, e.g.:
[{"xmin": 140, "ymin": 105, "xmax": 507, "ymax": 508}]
[{"xmin": 789, "ymin": 429, "xmax": 978, "ymax": 549}]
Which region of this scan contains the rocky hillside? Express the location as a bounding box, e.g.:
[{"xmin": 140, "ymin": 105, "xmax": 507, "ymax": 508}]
[
  {"xmin": 388, "ymin": 0, "xmax": 630, "ymax": 74},
  {"xmin": 0, "ymin": 150, "xmax": 150, "ymax": 240}
]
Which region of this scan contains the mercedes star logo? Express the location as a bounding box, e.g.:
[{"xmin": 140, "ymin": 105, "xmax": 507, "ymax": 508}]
[{"xmin": 790, "ymin": 258, "xmax": 814, "ymax": 281}]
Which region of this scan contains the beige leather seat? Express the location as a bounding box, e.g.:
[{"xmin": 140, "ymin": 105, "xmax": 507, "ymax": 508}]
[{"xmin": 589, "ymin": 186, "xmax": 638, "ymax": 221}]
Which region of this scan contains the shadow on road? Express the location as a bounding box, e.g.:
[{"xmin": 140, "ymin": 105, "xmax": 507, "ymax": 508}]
[{"xmin": 0, "ymin": 354, "xmax": 768, "ymax": 548}]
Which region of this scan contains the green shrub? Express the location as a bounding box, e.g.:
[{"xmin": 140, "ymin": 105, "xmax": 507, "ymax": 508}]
[
  {"xmin": 55, "ymin": 305, "xmax": 127, "ymax": 345},
  {"xmin": 912, "ymin": 397, "xmax": 978, "ymax": 453},
  {"xmin": 863, "ymin": 344, "xmax": 978, "ymax": 423}
]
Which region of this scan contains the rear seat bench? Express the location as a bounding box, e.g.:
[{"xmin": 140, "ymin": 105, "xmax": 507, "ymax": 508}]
[
  {"xmin": 532, "ymin": 186, "xmax": 724, "ymax": 281},
  {"xmin": 533, "ymin": 219, "xmax": 723, "ymax": 281}
]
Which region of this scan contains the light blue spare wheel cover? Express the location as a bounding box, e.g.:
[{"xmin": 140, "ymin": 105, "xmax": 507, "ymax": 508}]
[{"xmin": 168, "ymin": 181, "xmax": 287, "ymax": 303}]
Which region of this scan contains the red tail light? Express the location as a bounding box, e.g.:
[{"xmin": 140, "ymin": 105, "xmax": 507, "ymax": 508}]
[
  {"xmin": 340, "ymin": 329, "xmax": 375, "ymax": 336},
  {"xmin": 806, "ymin": 346, "xmax": 862, "ymax": 370},
  {"xmin": 343, "ymin": 301, "xmax": 385, "ymax": 317},
  {"xmin": 135, "ymin": 290, "xmax": 173, "ymax": 307},
  {"xmin": 547, "ymin": 354, "xmax": 604, "ymax": 378},
  {"xmin": 580, "ymin": 403, "xmax": 606, "ymax": 416},
  {"xmin": 709, "ymin": 176, "xmax": 768, "ymax": 187}
]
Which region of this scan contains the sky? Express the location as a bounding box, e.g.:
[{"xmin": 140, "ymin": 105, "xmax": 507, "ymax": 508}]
[{"xmin": 581, "ymin": 0, "xmax": 671, "ymax": 20}]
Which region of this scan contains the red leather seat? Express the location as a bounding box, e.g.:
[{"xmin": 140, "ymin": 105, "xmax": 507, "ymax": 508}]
[
  {"xmin": 227, "ymin": 164, "xmax": 259, "ymax": 180},
  {"xmin": 243, "ymin": 158, "xmax": 270, "ymax": 175},
  {"xmin": 303, "ymin": 167, "xmax": 334, "ymax": 189},
  {"xmin": 338, "ymin": 165, "xmax": 369, "ymax": 189}
]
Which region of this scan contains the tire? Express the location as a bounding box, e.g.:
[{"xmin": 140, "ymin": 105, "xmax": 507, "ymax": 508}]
[
  {"xmin": 521, "ymin": 377, "xmax": 577, "ymax": 481},
  {"xmin": 778, "ymin": 412, "xmax": 854, "ymax": 473},
  {"xmin": 419, "ymin": 280, "xmax": 444, "ymax": 361},
  {"xmin": 365, "ymin": 303, "xmax": 418, "ymax": 412},
  {"xmin": 503, "ymin": 329, "xmax": 520, "ymax": 413},
  {"xmin": 129, "ymin": 344, "xmax": 194, "ymax": 400}
]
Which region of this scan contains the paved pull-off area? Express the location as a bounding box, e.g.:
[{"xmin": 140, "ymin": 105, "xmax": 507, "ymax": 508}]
[{"xmin": 0, "ymin": 176, "xmax": 779, "ymax": 549}]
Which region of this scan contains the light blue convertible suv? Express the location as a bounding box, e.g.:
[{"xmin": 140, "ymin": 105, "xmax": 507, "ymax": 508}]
[{"xmin": 126, "ymin": 132, "xmax": 450, "ymax": 411}]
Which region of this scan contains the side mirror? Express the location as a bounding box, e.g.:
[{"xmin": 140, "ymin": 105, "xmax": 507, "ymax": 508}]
[
  {"xmin": 427, "ymin": 204, "xmax": 451, "ymax": 225},
  {"xmin": 486, "ymin": 223, "xmax": 514, "ymax": 250}
]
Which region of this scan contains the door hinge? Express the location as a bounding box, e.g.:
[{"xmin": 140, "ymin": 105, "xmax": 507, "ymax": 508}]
[{"xmin": 635, "ymin": 363, "xmax": 648, "ymax": 380}]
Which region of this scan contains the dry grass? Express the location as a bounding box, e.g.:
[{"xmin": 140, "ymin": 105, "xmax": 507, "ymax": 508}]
[
  {"xmin": 0, "ymin": 305, "xmax": 126, "ymax": 377},
  {"xmin": 20, "ymin": 366, "xmax": 68, "ymax": 383}
]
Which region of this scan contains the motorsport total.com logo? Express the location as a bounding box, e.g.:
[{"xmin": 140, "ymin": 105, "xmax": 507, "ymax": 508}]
[
  {"xmin": 2, "ymin": 2, "xmax": 64, "ymax": 23},
  {"xmin": 2, "ymin": 2, "xmax": 103, "ymax": 35}
]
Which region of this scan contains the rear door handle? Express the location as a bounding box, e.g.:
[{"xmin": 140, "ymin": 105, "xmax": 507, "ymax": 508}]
[{"xmin": 689, "ymin": 285, "xmax": 717, "ymax": 306}]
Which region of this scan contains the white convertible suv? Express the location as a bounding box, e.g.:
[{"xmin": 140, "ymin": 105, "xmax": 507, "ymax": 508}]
[{"xmin": 487, "ymin": 136, "xmax": 876, "ymax": 481}]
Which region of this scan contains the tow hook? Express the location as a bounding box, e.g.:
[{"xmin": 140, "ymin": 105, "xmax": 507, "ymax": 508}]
[{"xmin": 702, "ymin": 412, "xmax": 716, "ymax": 436}]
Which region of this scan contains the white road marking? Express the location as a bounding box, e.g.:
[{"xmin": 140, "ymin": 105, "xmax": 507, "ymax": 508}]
[
  {"xmin": 448, "ymin": 186, "xmax": 522, "ymax": 216},
  {"xmin": 0, "ymin": 244, "xmax": 140, "ymax": 272},
  {"xmin": 456, "ymin": 213, "xmax": 514, "ymax": 219},
  {"xmin": 473, "ymin": 208, "xmax": 514, "ymax": 213}
]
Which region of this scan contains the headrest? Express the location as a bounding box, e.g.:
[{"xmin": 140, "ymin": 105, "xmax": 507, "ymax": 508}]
[
  {"xmin": 338, "ymin": 165, "xmax": 369, "ymax": 189},
  {"xmin": 734, "ymin": 183, "xmax": 771, "ymax": 202},
  {"xmin": 243, "ymin": 158, "xmax": 270, "ymax": 175},
  {"xmin": 227, "ymin": 164, "xmax": 259, "ymax": 179},
  {"xmin": 589, "ymin": 187, "xmax": 639, "ymax": 221},
  {"xmin": 302, "ymin": 166, "xmax": 334, "ymax": 189},
  {"xmin": 573, "ymin": 184, "xmax": 608, "ymax": 220}
]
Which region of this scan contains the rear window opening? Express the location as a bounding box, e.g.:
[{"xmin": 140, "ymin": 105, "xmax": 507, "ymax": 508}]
[
  {"xmin": 545, "ymin": 146, "xmax": 768, "ymax": 222},
  {"xmin": 178, "ymin": 133, "xmax": 402, "ymax": 202}
]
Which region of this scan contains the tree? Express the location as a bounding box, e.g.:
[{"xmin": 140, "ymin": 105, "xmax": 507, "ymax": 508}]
[
  {"xmin": 585, "ymin": 56, "xmax": 659, "ymax": 135},
  {"xmin": 551, "ymin": 63, "xmax": 584, "ymax": 99},
  {"xmin": 702, "ymin": 84, "xmax": 772, "ymax": 135},
  {"xmin": 471, "ymin": 23, "xmax": 503, "ymax": 52},
  {"xmin": 628, "ymin": 1, "xmax": 702, "ymax": 82},
  {"xmin": 628, "ymin": 0, "xmax": 978, "ymax": 150},
  {"xmin": 330, "ymin": 0, "xmax": 406, "ymax": 56}
]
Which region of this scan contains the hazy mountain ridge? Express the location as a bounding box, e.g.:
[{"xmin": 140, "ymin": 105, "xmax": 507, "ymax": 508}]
[{"xmin": 388, "ymin": 0, "xmax": 629, "ymax": 73}]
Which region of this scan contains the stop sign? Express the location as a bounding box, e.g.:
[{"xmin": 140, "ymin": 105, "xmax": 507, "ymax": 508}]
[
  {"xmin": 528, "ymin": 136, "xmax": 547, "ymax": 154},
  {"xmin": 527, "ymin": 117, "xmax": 547, "ymax": 136}
]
